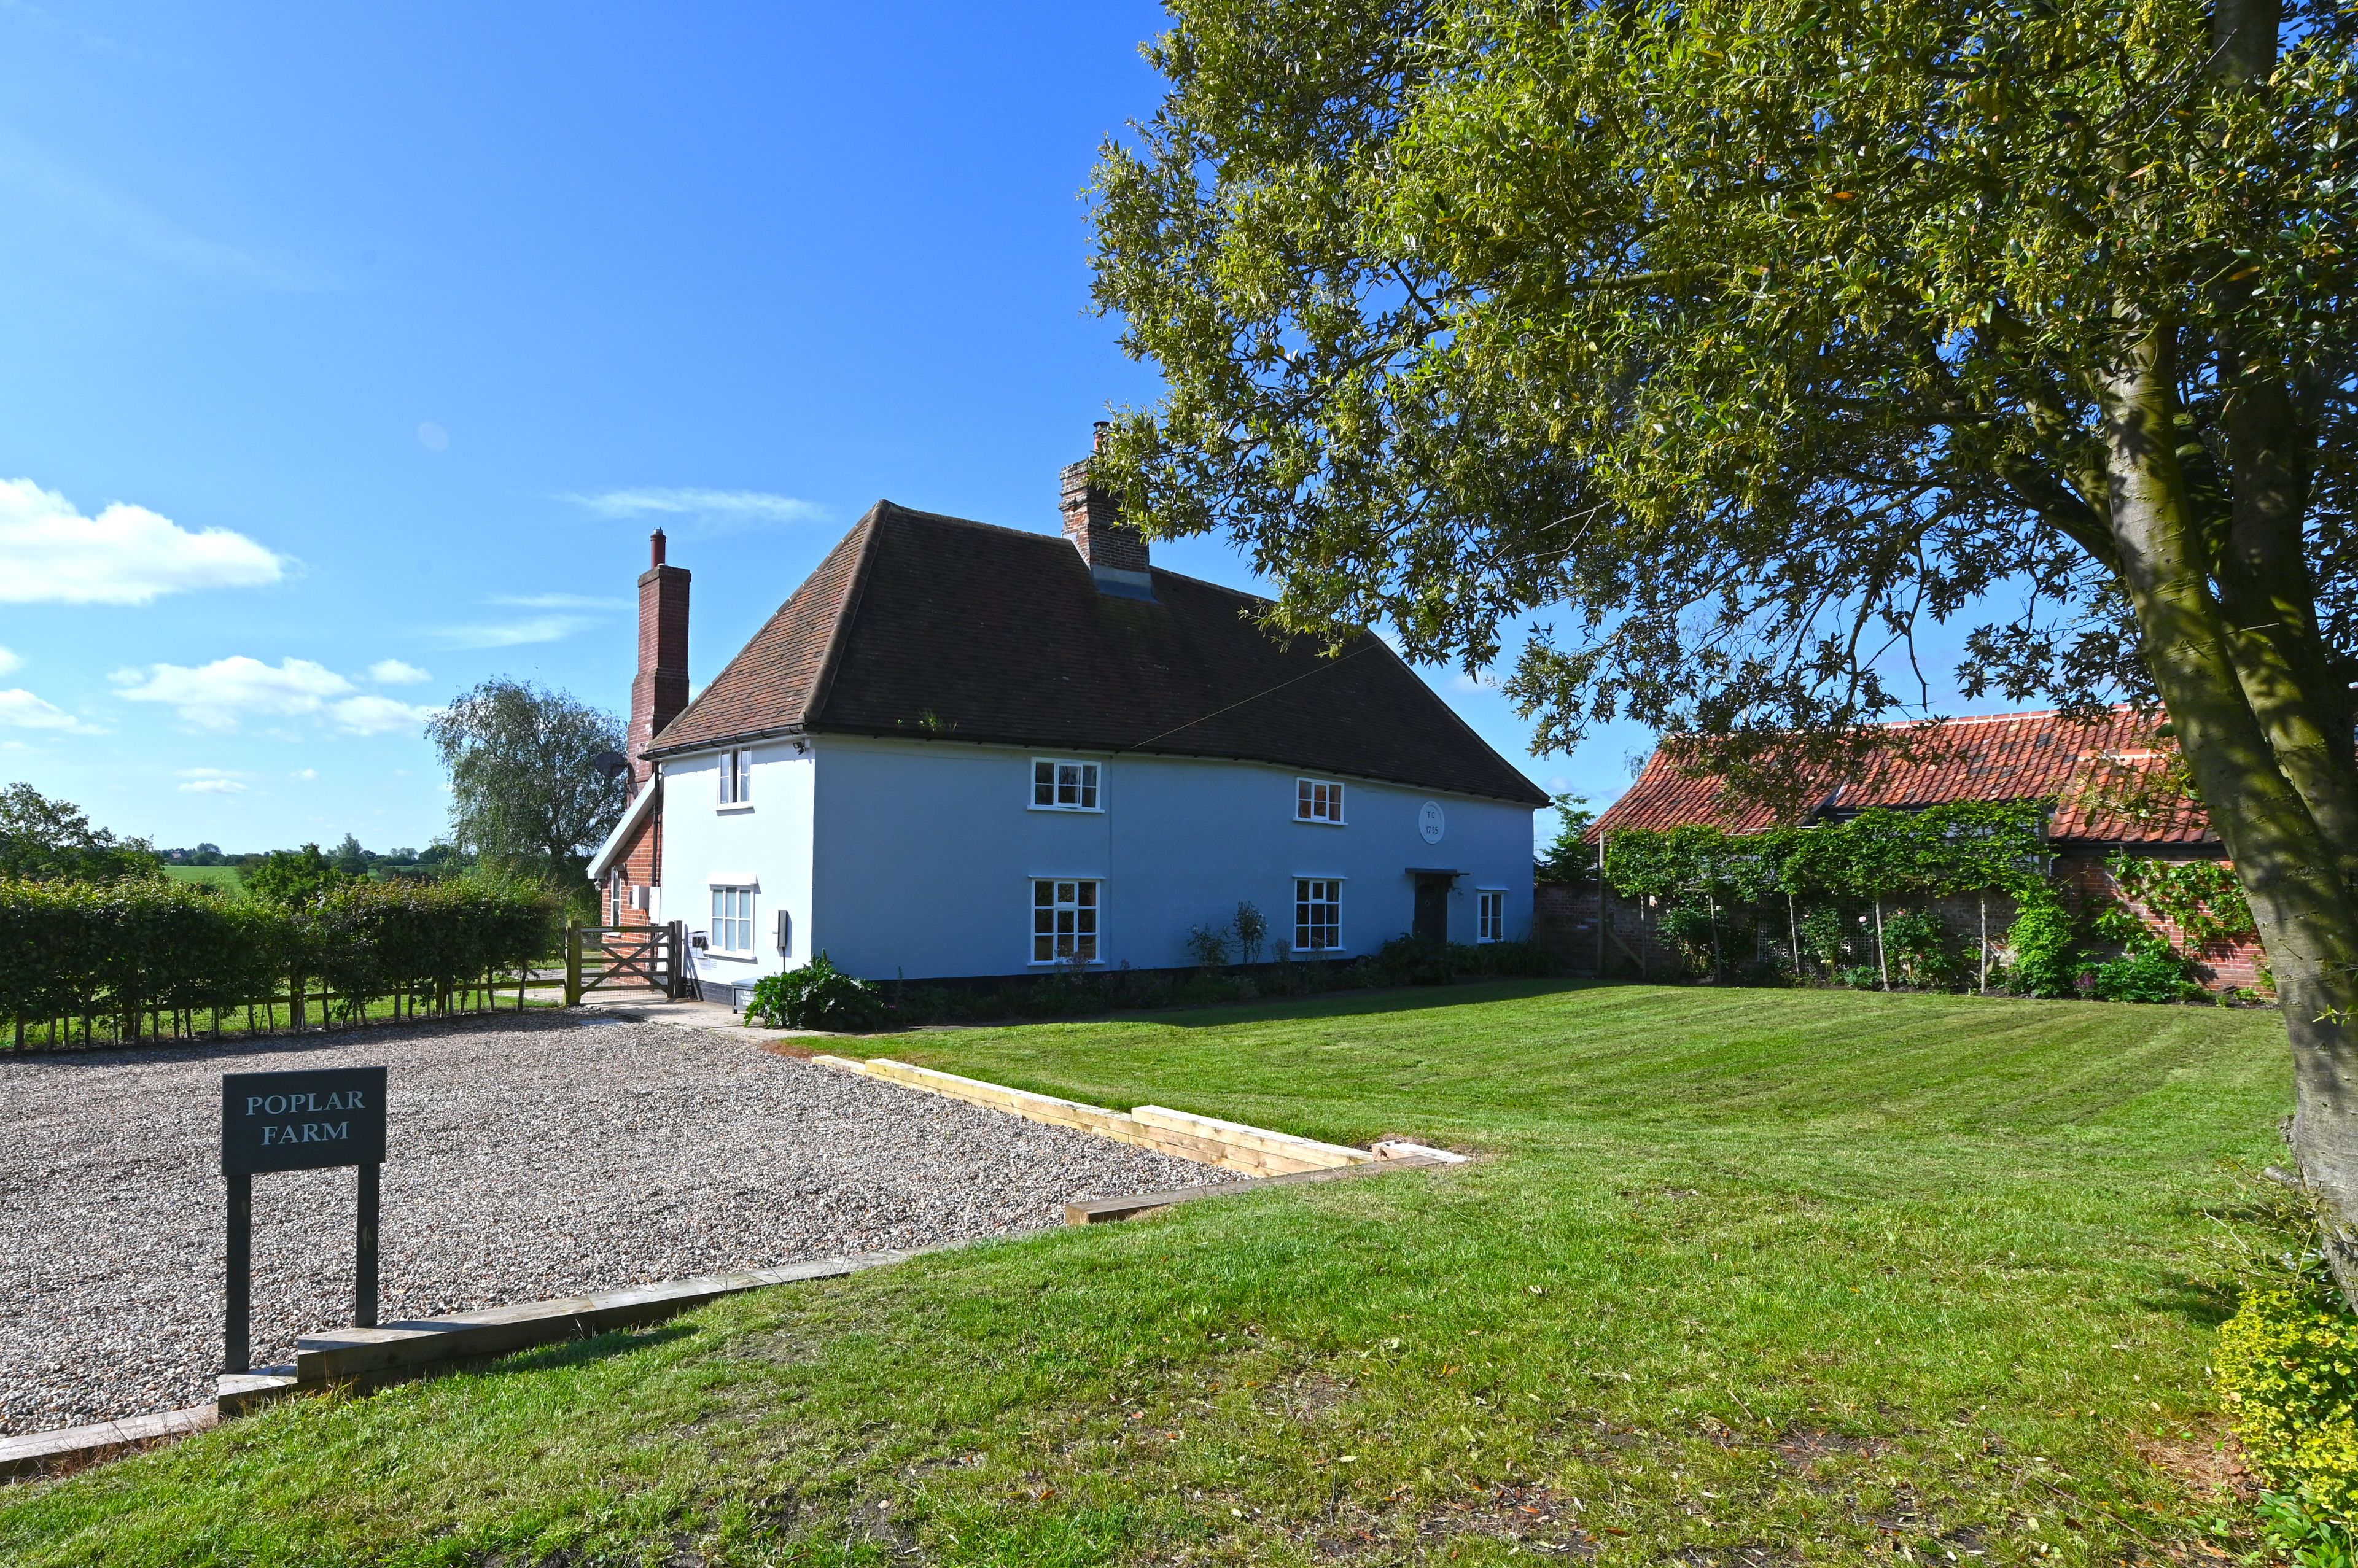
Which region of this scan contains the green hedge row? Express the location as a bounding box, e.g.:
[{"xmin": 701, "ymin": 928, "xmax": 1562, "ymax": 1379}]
[{"xmin": 0, "ymin": 877, "xmax": 561, "ymax": 1050}]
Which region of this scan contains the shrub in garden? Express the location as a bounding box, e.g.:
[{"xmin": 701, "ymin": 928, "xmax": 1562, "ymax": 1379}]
[
  {"xmin": 1184, "ymin": 923, "xmax": 1231, "ymax": 966},
  {"xmin": 1371, "ymin": 936, "xmax": 1460, "ymax": 985},
  {"xmin": 2089, "ymin": 944, "xmax": 2199, "ymax": 1004},
  {"xmin": 2219, "ymin": 1278, "xmax": 2358, "ymax": 1531},
  {"xmin": 1881, "ymin": 908, "xmax": 1963, "ymax": 990},
  {"xmin": 2001, "ymin": 895, "xmax": 2084, "ymax": 998},
  {"xmin": 1796, "ymin": 906, "xmax": 1854, "ymax": 978},
  {"xmin": 745, "ymin": 953, "xmax": 885, "ymax": 1031},
  {"xmin": 1655, "ymin": 905, "xmax": 1719, "ymax": 976}
]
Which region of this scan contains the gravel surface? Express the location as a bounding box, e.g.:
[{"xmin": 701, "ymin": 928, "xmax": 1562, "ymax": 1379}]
[{"xmin": 0, "ymin": 1016, "xmax": 1240, "ymax": 1435}]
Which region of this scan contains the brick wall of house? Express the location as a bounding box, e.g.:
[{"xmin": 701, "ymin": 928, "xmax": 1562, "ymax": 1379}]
[
  {"xmin": 2053, "ymin": 852, "xmax": 2270, "ymax": 991},
  {"xmin": 602, "ymin": 811, "xmax": 661, "ymax": 930}
]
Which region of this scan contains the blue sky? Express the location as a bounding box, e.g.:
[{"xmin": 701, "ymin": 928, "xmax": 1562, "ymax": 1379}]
[{"xmin": 0, "ymin": 1, "xmax": 1662, "ymax": 853}]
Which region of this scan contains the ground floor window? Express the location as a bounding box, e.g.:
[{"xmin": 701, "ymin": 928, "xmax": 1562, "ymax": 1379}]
[
  {"xmin": 1477, "ymin": 889, "xmax": 1505, "ymax": 943},
  {"xmin": 711, "ymin": 886, "xmax": 754, "ymax": 954},
  {"xmin": 1295, "ymin": 878, "xmax": 1343, "ymax": 952},
  {"xmin": 1033, "ymin": 879, "xmax": 1099, "ymax": 963}
]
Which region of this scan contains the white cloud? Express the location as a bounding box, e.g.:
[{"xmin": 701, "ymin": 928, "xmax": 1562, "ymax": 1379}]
[
  {"xmin": 176, "ymin": 767, "xmax": 247, "ymax": 795},
  {"xmin": 364, "ymin": 659, "xmax": 431, "ymax": 686},
  {"xmin": 416, "ymin": 422, "xmax": 449, "ymax": 452},
  {"xmin": 290, "ymin": 767, "xmax": 318, "ymax": 780},
  {"xmin": 1449, "ymin": 669, "xmax": 1498, "ymax": 694},
  {"xmin": 0, "ymin": 687, "xmax": 98, "ymax": 731},
  {"xmin": 329, "ymin": 694, "xmax": 437, "ymax": 735},
  {"xmin": 0, "ymin": 645, "xmax": 18, "ymax": 675},
  {"xmin": 429, "ymin": 614, "xmax": 593, "ymax": 648},
  {"xmin": 492, "ymin": 593, "xmax": 625, "ymax": 610},
  {"xmin": 560, "ymin": 486, "xmax": 828, "ymax": 530},
  {"xmin": 111, "ymin": 655, "xmax": 434, "ymax": 734},
  {"xmin": 0, "ymin": 479, "xmax": 288, "ymax": 605}
]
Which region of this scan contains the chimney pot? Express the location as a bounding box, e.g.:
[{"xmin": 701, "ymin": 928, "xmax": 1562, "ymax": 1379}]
[
  {"xmin": 1092, "ymin": 419, "xmax": 1110, "ymax": 451},
  {"xmin": 650, "ymin": 529, "xmax": 667, "ymax": 568},
  {"xmin": 629, "ymin": 539, "xmax": 691, "ymax": 796}
]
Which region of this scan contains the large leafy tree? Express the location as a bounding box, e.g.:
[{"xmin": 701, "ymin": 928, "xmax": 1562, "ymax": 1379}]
[
  {"xmin": 1090, "ymin": 0, "xmax": 2358, "ymax": 1283},
  {"xmin": 0, "ymin": 783, "xmax": 160, "ymax": 882},
  {"xmin": 426, "ymin": 680, "xmax": 625, "ymax": 894}
]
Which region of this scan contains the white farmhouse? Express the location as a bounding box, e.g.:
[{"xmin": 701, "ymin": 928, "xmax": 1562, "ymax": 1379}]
[{"xmin": 587, "ymin": 433, "xmax": 1547, "ymax": 988}]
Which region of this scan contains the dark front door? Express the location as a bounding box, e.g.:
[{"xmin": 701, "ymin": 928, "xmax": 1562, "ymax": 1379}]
[{"xmin": 1412, "ymin": 875, "xmax": 1450, "ymax": 944}]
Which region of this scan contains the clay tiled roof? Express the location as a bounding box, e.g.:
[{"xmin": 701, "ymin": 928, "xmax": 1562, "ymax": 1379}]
[
  {"xmin": 647, "ymin": 501, "xmax": 1547, "ymax": 807},
  {"xmin": 1590, "ymin": 707, "xmax": 2219, "ymax": 849}
]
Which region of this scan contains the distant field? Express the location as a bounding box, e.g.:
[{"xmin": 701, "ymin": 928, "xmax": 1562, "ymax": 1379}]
[{"xmin": 159, "ymin": 865, "xmax": 241, "ymax": 889}]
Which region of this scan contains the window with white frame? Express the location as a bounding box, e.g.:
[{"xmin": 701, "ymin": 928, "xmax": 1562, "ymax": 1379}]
[
  {"xmin": 1294, "ymin": 878, "xmax": 1343, "ymax": 952},
  {"xmin": 1031, "ymin": 759, "xmax": 1101, "ymax": 810},
  {"xmin": 710, "ymin": 887, "xmax": 755, "ymax": 954},
  {"xmin": 1295, "ymin": 778, "xmax": 1345, "ymax": 824},
  {"xmin": 717, "ymin": 748, "xmax": 752, "ymax": 806},
  {"xmin": 1477, "ymin": 890, "xmax": 1506, "ymax": 944},
  {"xmin": 1032, "ymin": 879, "xmax": 1100, "ymax": 962}
]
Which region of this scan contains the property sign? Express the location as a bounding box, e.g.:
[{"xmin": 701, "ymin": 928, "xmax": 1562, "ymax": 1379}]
[{"xmin": 220, "ymin": 1066, "xmax": 387, "ymax": 1176}]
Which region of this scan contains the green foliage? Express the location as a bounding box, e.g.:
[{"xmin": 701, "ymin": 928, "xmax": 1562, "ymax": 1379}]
[
  {"xmin": 1231, "ymin": 901, "xmax": 1268, "ymax": 964},
  {"xmin": 0, "ymin": 875, "xmax": 556, "ymax": 1046},
  {"xmin": 2258, "ymin": 1490, "xmax": 2358, "ymax": 1568},
  {"xmin": 2109, "ymin": 855, "xmax": 2261, "ymax": 950},
  {"xmin": 1603, "ymin": 804, "xmax": 2047, "ymax": 906},
  {"xmin": 0, "ymin": 783, "xmax": 160, "ymax": 883},
  {"xmin": 1184, "ymin": 923, "xmax": 1232, "ymax": 967},
  {"xmin": 1654, "ymin": 905, "xmax": 1720, "ymax": 976},
  {"xmin": 427, "ymin": 678, "xmax": 626, "ymax": 888},
  {"xmin": 1535, "ymin": 794, "xmax": 1597, "ymax": 885},
  {"xmin": 2220, "ymin": 1277, "xmax": 2358, "ymax": 1529},
  {"xmin": 1881, "ymin": 908, "xmax": 1964, "ymax": 990},
  {"xmin": 2090, "ymin": 945, "xmax": 2201, "ymax": 1004},
  {"xmin": 1796, "ymin": 906, "xmax": 1856, "ymax": 974},
  {"xmin": 2004, "ymin": 895, "xmax": 2086, "ymax": 999},
  {"xmin": 243, "ymin": 844, "xmax": 354, "ymax": 909},
  {"xmin": 746, "ymin": 953, "xmax": 886, "ymax": 1032}
]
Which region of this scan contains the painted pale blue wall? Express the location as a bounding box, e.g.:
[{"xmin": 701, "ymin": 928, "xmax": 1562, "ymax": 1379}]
[
  {"xmin": 795, "ymin": 735, "xmax": 1538, "ymax": 981},
  {"xmin": 655, "ymin": 741, "xmax": 815, "ymax": 990}
]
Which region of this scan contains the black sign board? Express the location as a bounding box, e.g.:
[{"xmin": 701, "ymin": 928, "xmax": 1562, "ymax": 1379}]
[
  {"xmin": 218, "ymin": 1066, "xmax": 389, "ymax": 1375},
  {"xmin": 221, "ymin": 1068, "xmax": 387, "ymax": 1174}
]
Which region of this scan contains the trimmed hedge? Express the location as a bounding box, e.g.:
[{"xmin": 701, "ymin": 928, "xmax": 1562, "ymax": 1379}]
[{"xmin": 1, "ymin": 876, "xmax": 559, "ymax": 1049}]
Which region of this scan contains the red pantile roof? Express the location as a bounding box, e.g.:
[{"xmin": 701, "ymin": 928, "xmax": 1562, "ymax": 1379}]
[
  {"xmin": 1590, "ymin": 707, "xmax": 2218, "ymax": 848},
  {"xmin": 647, "ymin": 501, "xmax": 1549, "ymax": 807}
]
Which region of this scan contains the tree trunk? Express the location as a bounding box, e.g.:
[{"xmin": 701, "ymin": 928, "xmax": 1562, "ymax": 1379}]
[
  {"xmin": 2095, "ymin": 322, "xmax": 2358, "ymax": 1300},
  {"xmin": 1978, "ymin": 895, "xmax": 1988, "ymax": 995},
  {"xmin": 1873, "ymin": 899, "xmax": 1889, "ymax": 990}
]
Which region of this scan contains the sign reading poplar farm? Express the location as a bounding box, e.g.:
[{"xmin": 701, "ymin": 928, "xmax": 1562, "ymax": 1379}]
[
  {"xmin": 221, "ymin": 1067, "xmax": 387, "ymax": 1175},
  {"xmin": 218, "ymin": 1065, "xmax": 389, "ymax": 1376}
]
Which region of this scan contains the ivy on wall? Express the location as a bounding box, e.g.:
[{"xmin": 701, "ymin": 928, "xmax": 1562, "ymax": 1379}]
[
  {"xmin": 2106, "ymin": 854, "xmax": 2260, "ymax": 950},
  {"xmin": 1600, "ymin": 802, "xmax": 2051, "ymax": 903}
]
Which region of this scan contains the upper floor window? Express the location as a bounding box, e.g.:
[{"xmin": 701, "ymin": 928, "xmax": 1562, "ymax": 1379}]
[
  {"xmin": 1032, "ymin": 759, "xmax": 1101, "ymax": 811},
  {"xmin": 718, "ymin": 748, "xmax": 752, "ymax": 806},
  {"xmin": 1296, "ymin": 778, "xmax": 1345, "ymax": 824},
  {"xmin": 1477, "ymin": 890, "xmax": 1505, "ymax": 944}
]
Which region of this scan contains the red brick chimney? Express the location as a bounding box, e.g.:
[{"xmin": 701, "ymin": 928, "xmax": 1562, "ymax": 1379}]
[
  {"xmin": 1059, "ymin": 421, "xmax": 1153, "ymax": 598},
  {"xmin": 629, "ymin": 529, "xmax": 690, "ymax": 796}
]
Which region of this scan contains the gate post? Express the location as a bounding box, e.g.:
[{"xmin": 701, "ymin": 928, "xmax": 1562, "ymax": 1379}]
[
  {"xmin": 667, "ymin": 920, "xmax": 686, "ymax": 999},
  {"xmin": 564, "ymin": 920, "xmax": 583, "ymax": 1007}
]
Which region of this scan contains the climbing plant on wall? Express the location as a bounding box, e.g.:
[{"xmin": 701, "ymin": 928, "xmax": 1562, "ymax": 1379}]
[{"xmin": 2107, "ymin": 855, "xmax": 2260, "ymax": 950}]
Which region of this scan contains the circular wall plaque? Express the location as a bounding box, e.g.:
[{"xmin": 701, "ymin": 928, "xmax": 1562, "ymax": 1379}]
[{"xmin": 1418, "ymin": 801, "xmax": 1446, "ymax": 844}]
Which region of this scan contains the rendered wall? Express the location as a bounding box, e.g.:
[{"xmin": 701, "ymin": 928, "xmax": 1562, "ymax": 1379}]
[
  {"xmin": 803, "ymin": 735, "xmax": 1537, "ymax": 980},
  {"xmin": 653, "ymin": 742, "xmax": 816, "ymax": 993}
]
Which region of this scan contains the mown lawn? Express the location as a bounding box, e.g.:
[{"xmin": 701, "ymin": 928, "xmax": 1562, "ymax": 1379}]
[
  {"xmin": 158, "ymin": 866, "xmax": 243, "ymax": 890},
  {"xmin": 0, "ymin": 983, "xmax": 2291, "ymax": 1566}
]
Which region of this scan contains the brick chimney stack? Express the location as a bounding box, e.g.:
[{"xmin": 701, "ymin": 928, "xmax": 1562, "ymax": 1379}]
[
  {"xmin": 629, "ymin": 529, "xmax": 691, "ymax": 796},
  {"xmin": 1059, "ymin": 421, "xmax": 1154, "ymax": 599}
]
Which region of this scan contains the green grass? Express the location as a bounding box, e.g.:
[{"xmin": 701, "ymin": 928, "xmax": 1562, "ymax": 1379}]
[
  {"xmin": 158, "ymin": 866, "xmax": 242, "ymax": 890},
  {"xmin": 0, "ymin": 983, "xmax": 2292, "ymax": 1565}
]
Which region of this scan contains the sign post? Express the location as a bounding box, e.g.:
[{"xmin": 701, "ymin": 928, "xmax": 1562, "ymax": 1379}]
[{"xmin": 220, "ymin": 1066, "xmax": 388, "ymax": 1374}]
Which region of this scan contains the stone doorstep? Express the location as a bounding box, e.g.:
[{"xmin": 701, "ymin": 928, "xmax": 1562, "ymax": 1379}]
[{"xmin": 0, "ymin": 1400, "xmax": 220, "ymax": 1483}]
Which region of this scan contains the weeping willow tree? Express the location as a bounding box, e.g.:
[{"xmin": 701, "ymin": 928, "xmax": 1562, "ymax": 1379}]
[{"xmin": 1088, "ymin": 0, "xmax": 2358, "ymax": 1294}]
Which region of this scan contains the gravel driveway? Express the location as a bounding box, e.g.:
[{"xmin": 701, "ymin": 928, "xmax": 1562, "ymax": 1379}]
[{"xmin": 0, "ymin": 1016, "xmax": 1238, "ymax": 1435}]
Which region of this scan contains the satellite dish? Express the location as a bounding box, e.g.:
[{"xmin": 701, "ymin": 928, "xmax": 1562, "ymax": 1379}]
[{"xmin": 592, "ymin": 750, "xmax": 629, "ymax": 781}]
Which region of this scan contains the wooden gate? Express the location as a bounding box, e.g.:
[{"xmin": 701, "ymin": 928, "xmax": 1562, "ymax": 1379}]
[{"xmin": 564, "ymin": 922, "xmax": 688, "ymax": 1004}]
